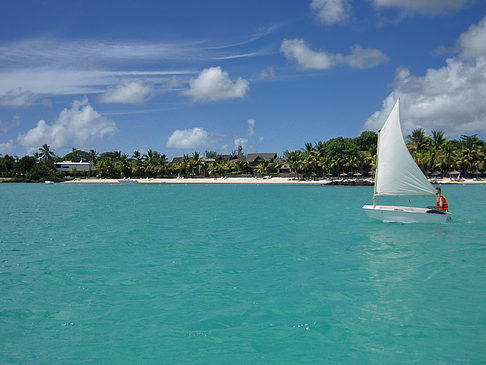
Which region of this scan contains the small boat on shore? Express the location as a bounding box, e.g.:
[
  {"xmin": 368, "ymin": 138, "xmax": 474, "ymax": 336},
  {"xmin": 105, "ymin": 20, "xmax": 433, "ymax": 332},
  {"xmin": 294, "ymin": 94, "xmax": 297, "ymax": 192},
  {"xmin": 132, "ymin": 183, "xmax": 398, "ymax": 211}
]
[
  {"xmin": 363, "ymin": 99, "xmax": 452, "ymax": 223},
  {"xmin": 118, "ymin": 178, "xmax": 138, "ymax": 184}
]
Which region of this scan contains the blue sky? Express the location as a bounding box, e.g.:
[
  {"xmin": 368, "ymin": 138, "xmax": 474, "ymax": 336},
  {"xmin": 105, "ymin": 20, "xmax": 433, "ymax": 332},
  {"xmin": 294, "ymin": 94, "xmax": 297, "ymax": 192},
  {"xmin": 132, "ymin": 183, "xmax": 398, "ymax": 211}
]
[{"xmin": 1, "ymin": 0, "xmax": 486, "ymax": 158}]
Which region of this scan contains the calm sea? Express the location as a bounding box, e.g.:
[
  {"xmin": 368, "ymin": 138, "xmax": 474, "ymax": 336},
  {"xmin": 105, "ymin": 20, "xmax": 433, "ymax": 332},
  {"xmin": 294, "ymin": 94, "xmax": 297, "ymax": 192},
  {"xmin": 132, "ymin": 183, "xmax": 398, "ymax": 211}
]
[{"xmin": 1, "ymin": 183, "xmax": 485, "ymax": 363}]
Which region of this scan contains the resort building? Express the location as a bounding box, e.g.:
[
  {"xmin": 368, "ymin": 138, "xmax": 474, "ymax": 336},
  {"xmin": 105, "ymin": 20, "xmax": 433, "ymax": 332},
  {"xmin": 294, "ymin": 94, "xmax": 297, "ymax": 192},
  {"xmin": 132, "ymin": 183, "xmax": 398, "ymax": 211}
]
[
  {"xmin": 54, "ymin": 161, "xmax": 96, "ymax": 172},
  {"xmin": 246, "ymin": 153, "xmax": 278, "ymax": 165}
]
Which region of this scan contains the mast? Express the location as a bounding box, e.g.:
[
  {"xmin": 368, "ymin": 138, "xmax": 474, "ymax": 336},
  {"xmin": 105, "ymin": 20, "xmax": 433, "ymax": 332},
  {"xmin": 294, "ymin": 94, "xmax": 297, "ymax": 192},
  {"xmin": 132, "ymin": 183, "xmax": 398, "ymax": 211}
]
[{"xmin": 373, "ymin": 128, "xmax": 380, "ymax": 208}]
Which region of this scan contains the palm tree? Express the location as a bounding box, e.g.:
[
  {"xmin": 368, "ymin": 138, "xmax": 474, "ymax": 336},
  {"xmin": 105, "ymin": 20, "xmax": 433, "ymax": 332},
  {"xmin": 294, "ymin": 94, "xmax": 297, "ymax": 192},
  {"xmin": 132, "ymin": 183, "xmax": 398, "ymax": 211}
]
[
  {"xmin": 254, "ymin": 159, "xmax": 270, "ymax": 176},
  {"xmin": 407, "ymin": 128, "xmax": 430, "ymax": 155},
  {"xmin": 38, "ymin": 144, "xmax": 55, "ymax": 161},
  {"xmin": 284, "ymin": 150, "xmax": 302, "ymax": 179},
  {"xmin": 88, "ymin": 149, "xmax": 99, "ymax": 164},
  {"xmin": 431, "ymin": 130, "xmax": 446, "ymax": 148},
  {"xmin": 455, "ymin": 140, "xmax": 485, "ymax": 175},
  {"xmin": 303, "ymin": 142, "xmax": 314, "ymax": 153},
  {"xmin": 131, "ymin": 150, "xmax": 144, "ymax": 177},
  {"xmin": 191, "ymin": 152, "xmax": 202, "ymax": 176}
]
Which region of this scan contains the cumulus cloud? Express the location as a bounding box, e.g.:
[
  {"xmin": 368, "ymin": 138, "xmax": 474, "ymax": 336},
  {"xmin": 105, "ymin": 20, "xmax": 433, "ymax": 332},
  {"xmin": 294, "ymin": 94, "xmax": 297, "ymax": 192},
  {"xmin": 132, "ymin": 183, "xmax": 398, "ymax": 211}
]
[
  {"xmin": 459, "ymin": 16, "xmax": 486, "ymax": 59},
  {"xmin": 248, "ymin": 119, "xmax": 256, "ymax": 137},
  {"xmin": 343, "ymin": 44, "xmax": 389, "ymax": 69},
  {"xmin": 98, "ymin": 79, "xmax": 155, "ymax": 105},
  {"xmin": 17, "ymin": 97, "xmax": 117, "ymax": 149},
  {"xmin": 310, "ymin": 0, "xmax": 351, "ymax": 25},
  {"xmin": 281, "ymin": 39, "xmax": 336, "ymax": 70},
  {"xmin": 183, "ymin": 67, "xmax": 249, "ymax": 102},
  {"xmin": 364, "ymin": 58, "xmax": 486, "ymax": 136},
  {"xmin": 365, "ymin": 15, "xmax": 486, "ymax": 136},
  {"xmin": 166, "ymin": 127, "xmax": 221, "ymax": 149},
  {"xmin": 281, "ymin": 39, "xmax": 388, "ymax": 70},
  {"xmin": 234, "ymin": 138, "xmax": 248, "ymax": 148},
  {"xmin": 0, "ymin": 139, "xmax": 15, "ymax": 155},
  {"xmin": 372, "ymin": 0, "xmax": 469, "ymax": 15},
  {"xmin": 0, "ymin": 88, "xmax": 37, "ymax": 107}
]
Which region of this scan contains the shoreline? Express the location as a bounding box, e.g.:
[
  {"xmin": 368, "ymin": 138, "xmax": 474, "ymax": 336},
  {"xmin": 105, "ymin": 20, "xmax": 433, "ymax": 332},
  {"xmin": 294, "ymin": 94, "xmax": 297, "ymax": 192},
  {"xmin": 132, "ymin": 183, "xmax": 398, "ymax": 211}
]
[{"xmin": 59, "ymin": 177, "xmax": 486, "ymax": 185}]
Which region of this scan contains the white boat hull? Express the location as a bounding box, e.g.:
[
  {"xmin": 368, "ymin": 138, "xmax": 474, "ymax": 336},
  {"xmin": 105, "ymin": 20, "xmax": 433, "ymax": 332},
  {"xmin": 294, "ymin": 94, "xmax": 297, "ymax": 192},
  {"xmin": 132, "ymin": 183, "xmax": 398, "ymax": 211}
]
[
  {"xmin": 363, "ymin": 205, "xmax": 452, "ymax": 223},
  {"xmin": 118, "ymin": 179, "xmax": 138, "ymax": 184}
]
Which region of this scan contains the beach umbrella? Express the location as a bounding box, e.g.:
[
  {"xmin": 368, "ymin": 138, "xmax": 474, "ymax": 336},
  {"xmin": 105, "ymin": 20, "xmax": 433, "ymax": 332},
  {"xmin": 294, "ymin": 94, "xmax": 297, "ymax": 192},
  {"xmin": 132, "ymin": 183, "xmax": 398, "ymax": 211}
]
[
  {"xmin": 448, "ymin": 170, "xmax": 460, "ymax": 175},
  {"xmin": 353, "ymin": 172, "xmax": 362, "ymax": 177},
  {"xmin": 340, "ymin": 172, "xmax": 348, "ymax": 177},
  {"xmin": 431, "ymin": 171, "xmax": 442, "ymax": 176},
  {"xmin": 369, "ymin": 170, "xmax": 375, "ymax": 175},
  {"xmin": 472, "ymin": 170, "xmax": 481, "ymax": 175},
  {"xmin": 424, "ymin": 170, "xmax": 431, "ymax": 176}
]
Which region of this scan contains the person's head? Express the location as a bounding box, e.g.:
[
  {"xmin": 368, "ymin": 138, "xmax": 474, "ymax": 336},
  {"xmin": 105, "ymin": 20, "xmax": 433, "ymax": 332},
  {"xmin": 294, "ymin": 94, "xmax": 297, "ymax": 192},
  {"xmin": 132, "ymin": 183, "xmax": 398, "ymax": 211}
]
[{"xmin": 436, "ymin": 187, "xmax": 441, "ymax": 195}]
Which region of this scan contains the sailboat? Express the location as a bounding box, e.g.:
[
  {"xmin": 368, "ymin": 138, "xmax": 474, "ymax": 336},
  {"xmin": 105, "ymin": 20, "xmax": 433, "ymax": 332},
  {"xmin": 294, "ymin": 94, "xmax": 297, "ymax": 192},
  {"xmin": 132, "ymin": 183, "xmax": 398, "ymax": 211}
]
[{"xmin": 363, "ymin": 99, "xmax": 452, "ymax": 223}]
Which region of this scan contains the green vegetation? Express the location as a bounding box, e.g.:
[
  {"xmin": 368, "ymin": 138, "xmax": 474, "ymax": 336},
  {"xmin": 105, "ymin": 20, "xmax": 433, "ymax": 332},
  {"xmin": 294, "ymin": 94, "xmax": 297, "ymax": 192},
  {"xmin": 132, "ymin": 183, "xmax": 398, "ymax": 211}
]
[{"xmin": 1, "ymin": 130, "xmax": 485, "ymax": 182}]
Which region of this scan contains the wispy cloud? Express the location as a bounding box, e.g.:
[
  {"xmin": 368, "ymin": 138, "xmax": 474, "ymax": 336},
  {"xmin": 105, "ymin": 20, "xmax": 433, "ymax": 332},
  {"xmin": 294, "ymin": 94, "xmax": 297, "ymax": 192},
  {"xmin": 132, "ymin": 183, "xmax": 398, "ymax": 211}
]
[
  {"xmin": 372, "ymin": 0, "xmax": 469, "ymax": 16},
  {"xmin": 0, "ymin": 68, "xmax": 195, "ymax": 99},
  {"xmin": 281, "ymin": 38, "xmax": 388, "ymax": 70},
  {"xmin": 0, "ymin": 88, "xmax": 37, "ymax": 107},
  {"xmin": 203, "ymin": 24, "xmax": 282, "ymax": 50},
  {"xmin": 0, "ymin": 38, "xmax": 204, "ymax": 69},
  {"xmin": 0, "ymin": 34, "xmax": 271, "ymax": 101},
  {"xmin": 248, "ymin": 119, "xmax": 256, "ymax": 137}
]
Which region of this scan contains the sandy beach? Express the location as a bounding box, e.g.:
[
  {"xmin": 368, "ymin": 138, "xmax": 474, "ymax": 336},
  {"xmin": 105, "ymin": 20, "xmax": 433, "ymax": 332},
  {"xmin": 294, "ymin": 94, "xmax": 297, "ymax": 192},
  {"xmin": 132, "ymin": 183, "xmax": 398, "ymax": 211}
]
[{"xmin": 62, "ymin": 177, "xmax": 486, "ymax": 185}]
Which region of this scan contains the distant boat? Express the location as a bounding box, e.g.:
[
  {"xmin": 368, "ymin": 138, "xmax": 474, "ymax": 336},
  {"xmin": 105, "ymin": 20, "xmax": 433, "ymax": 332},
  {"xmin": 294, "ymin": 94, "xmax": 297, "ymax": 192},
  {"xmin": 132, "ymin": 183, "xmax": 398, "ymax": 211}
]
[
  {"xmin": 363, "ymin": 99, "xmax": 452, "ymax": 223},
  {"xmin": 44, "ymin": 180, "xmax": 54, "ymax": 184},
  {"xmin": 118, "ymin": 178, "xmax": 138, "ymax": 184}
]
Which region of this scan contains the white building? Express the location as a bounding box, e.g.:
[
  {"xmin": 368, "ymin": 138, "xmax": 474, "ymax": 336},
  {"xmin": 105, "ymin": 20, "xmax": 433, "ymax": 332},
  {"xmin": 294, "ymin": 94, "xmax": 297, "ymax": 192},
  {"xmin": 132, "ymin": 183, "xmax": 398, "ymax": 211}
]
[{"xmin": 54, "ymin": 161, "xmax": 96, "ymax": 172}]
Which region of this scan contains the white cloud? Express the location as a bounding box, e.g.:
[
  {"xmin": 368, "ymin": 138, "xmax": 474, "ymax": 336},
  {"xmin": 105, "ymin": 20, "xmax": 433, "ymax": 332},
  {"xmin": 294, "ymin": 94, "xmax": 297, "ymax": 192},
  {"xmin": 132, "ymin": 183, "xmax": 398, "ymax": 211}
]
[
  {"xmin": 0, "ymin": 39, "xmax": 202, "ymax": 69},
  {"xmin": 459, "ymin": 16, "xmax": 486, "ymax": 59},
  {"xmin": 183, "ymin": 67, "xmax": 249, "ymax": 102},
  {"xmin": 17, "ymin": 97, "xmax": 117, "ymax": 149},
  {"xmin": 365, "ymin": 16, "xmax": 486, "ymax": 136},
  {"xmin": 343, "ymin": 44, "xmax": 389, "ymax": 69},
  {"xmin": 166, "ymin": 127, "xmax": 221, "ymax": 149},
  {"xmin": 363, "ymin": 58, "xmax": 486, "ymax": 136},
  {"xmin": 0, "ymin": 139, "xmax": 15, "ymax": 155},
  {"xmin": 0, "ymin": 68, "xmax": 194, "ymax": 98},
  {"xmin": 248, "ymin": 119, "xmax": 256, "ymax": 137},
  {"xmin": 281, "ymin": 39, "xmax": 336, "ymax": 70},
  {"xmin": 234, "ymin": 138, "xmax": 248, "ymax": 148},
  {"xmin": 0, "ymin": 116, "xmax": 21, "ymax": 134},
  {"xmin": 98, "ymin": 79, "xmax": 154, "ymax": 105},
  {"xmin": 372, "ymin": 0, "xmax": 469, "ymax": 15},
  {"xmin": 260, "ymin": 66, "xmax": 276, "ymax": 79},
  {"xmin": 0, "ymin": 88, "xmax": 37, "ymax": 107},
  {"xmin": 310, "ymin": 0, "xmax": 351, "ymax": 25},
  {"xmin": 281, "ymin": 39, "xmax": 388, "ymax": 70}
]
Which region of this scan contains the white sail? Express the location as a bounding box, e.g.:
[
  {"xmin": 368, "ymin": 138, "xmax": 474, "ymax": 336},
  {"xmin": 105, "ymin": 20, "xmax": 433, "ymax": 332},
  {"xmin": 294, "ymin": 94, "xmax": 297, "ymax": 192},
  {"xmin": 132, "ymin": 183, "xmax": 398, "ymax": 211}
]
[{"xmin": 375, "ymin": 99, "xmax": 435, "ymax": 196}]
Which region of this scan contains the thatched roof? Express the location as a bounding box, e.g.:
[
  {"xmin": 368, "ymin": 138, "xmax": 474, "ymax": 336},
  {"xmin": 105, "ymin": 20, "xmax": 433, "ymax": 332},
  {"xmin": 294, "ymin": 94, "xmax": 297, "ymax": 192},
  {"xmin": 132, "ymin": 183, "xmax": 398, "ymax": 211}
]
[{"xmin": 246, "ymin": 153, "xmax": 277, "ymax": 163}]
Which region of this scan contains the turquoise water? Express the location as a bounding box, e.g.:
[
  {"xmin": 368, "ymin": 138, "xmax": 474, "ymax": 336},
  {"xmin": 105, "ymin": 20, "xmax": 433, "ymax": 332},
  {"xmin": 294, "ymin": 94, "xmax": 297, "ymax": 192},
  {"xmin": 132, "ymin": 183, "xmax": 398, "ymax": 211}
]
[{"xmin": 1, "ymin": 183, "xmax": 486, "ymax": 363}]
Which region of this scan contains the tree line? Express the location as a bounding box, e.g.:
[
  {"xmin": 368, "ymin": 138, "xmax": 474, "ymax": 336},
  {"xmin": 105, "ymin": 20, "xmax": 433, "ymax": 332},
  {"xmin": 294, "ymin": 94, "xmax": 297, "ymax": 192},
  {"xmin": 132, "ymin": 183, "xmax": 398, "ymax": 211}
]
[{"xmin": 0, "ymin": 130, "xmax": 485, "ymax": 182}]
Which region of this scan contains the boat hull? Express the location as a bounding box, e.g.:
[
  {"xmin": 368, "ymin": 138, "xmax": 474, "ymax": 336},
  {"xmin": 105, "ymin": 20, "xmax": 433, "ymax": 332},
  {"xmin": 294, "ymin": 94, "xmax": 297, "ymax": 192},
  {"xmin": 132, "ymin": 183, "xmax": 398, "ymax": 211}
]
[{"xmin": 363, "ymin": 205, "xmax": 452, "ymax": 223}]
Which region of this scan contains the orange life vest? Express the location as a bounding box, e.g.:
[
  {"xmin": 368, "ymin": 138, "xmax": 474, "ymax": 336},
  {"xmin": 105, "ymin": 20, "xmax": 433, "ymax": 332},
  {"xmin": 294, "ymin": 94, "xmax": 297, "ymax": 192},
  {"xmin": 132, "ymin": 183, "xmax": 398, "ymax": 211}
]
[{"xmin": 437, "ymin": 195, "xmax": 448, "ymax": 211}]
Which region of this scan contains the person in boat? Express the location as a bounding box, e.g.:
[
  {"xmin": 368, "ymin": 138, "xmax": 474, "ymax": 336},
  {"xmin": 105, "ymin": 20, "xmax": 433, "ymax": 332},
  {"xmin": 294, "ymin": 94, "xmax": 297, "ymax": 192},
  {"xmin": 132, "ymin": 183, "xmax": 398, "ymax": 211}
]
[{"xmin": 428, "ymin": 187, "xmax": 448, "ymax": 211}]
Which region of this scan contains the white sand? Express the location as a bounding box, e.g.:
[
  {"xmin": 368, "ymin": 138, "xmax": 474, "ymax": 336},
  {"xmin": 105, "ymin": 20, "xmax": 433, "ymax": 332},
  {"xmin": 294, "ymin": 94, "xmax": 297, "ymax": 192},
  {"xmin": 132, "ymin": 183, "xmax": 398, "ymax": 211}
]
[{"xmin": 63, "ymin": 176, "xmax": 485, "ymax": 185}]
